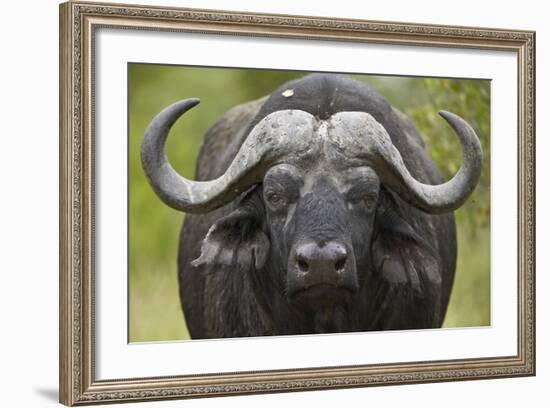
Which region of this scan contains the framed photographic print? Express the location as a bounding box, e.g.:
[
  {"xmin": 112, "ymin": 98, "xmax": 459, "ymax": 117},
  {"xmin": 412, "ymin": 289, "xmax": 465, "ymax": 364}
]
[{"xmin": 59, "ymin": 1, "xmax": 535, "ymax": 405}]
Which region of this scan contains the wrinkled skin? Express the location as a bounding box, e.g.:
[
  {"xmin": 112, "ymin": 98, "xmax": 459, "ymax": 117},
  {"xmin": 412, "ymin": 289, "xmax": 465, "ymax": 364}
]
[{"xmin": 178, "ymin": 74, "xmax": 457, "ymax": 338}]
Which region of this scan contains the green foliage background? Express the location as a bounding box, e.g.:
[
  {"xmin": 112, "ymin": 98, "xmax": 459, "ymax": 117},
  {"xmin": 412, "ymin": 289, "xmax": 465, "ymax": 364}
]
[{"xmin": 129, "ymin": 65, "xmax": 491, "ymax": 342}]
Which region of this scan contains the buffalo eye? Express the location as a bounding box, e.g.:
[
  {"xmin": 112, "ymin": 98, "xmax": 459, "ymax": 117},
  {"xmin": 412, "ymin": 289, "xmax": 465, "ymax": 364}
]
[
  {"xmin": 347, "ymin": 190, "xmax": 378, "ymax": 212},
  {"xmin": 264, "ymin": 189, "xmax": 288, "ymax": 210},
  {"xmin": 363, "ymin": 193, "xmax": 378, "ymax": 211},
  {"xmin": 262, "ymin": 164, "xmax": 301, "ymax": 211}
]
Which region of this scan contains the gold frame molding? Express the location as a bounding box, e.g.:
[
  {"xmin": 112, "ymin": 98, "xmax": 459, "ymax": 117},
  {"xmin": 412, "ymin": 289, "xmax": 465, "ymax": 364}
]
[{"xmin": 59, "ymin": 1, "xmax": 536, "ymax": 405}]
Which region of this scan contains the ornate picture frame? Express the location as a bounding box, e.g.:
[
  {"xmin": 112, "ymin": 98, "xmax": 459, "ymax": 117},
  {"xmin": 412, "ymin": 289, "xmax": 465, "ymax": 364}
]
[{"xmin": 59, "ymin": 1, "xmax": 535, "ymax": 405}]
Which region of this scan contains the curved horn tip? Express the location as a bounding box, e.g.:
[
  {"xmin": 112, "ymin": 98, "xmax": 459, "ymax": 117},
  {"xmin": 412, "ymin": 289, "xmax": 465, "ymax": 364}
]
[
  {"xmin": 437, "ymin": 110, "xmax": 478, "ymax": 134},
  {"xmin": 438, "ymin": 110, "xmax": 458, "ymax": 121},
  {"xmin": 185, "ymin": 97, "xmax": 201, "ymax": 106},
  {"xmin": 162, "ymin": 98, "xmax": 201, "ymax": 119},
  {"xmin": 173, "ymin": 97, "xmax": 201, "ymax": 112}
]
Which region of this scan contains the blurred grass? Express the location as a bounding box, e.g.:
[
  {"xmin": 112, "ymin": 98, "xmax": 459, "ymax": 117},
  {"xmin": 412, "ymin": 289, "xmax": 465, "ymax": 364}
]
[
  {"xmin": 129, "ymin": 65, "xmax": 490, "ymax": 342},
  {"xmin": 129, "ymin": 260, "xmax": 189, "ymax": 341},
  {"xmin": 443, "ymin": 224, "xmax": 491, "ymax": 328}
]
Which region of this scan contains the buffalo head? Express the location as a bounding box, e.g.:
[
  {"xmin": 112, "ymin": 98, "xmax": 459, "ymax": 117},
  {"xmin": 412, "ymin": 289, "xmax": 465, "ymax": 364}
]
[{"xmin": 141, "ymin": 90, "xmax": 483, "ymax": 333}]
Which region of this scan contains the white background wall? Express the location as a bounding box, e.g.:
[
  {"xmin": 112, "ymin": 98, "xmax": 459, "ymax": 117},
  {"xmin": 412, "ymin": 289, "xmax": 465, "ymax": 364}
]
[{"xmin": 0, "ymin": 0, "xmax": 546, "ymax": 406}]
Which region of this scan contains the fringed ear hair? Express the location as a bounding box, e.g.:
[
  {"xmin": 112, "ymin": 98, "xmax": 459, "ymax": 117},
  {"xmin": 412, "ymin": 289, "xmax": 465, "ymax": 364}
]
[
  {"xmin": 369, "ymin": 189, "xmax": 443, "ymax": 329},
  {"xmin": 192, "ymin": 189, "xmax": 270, "ymax": 271}
]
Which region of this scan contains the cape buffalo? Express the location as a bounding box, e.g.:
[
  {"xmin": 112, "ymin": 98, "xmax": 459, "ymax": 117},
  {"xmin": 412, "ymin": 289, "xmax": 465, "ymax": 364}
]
[{"xmin": 141, "ymin": 74, "xmax": 483, "ymax": 338}]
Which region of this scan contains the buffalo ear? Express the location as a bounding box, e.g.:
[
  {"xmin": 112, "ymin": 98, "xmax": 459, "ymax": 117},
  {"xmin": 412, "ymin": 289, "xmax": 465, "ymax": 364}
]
[
  {"xmin": 192, "ymin": 191, "xmax": 270, "ymax": 271},
  {"xmin": 370, "ymin": 202, "xmax": 443, "ymax": 328}
]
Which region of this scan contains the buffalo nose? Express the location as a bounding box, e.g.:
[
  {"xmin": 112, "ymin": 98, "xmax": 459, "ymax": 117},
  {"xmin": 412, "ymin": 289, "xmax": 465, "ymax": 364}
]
[
  {"xmin": 295, "ymin": 241, "xmax": 348, "ymax": 277},
  {"xmin": 287, "ymin": 240, "xmax": 358, "ymax": 306}
]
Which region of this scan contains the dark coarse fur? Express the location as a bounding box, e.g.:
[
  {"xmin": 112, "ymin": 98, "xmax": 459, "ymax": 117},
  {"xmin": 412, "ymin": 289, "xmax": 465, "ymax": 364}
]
[{"xmin": 178, "ymin": 74, "xmax": 457, "ymax": 339}]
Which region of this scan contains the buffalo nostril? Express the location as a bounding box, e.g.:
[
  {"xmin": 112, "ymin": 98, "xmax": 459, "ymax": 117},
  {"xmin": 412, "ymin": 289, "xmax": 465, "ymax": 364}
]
[
  {"xmin": 334, "ymin": 257, "xmax": 346, "ymax": 272},
  {"xmin": 297, "ymin": 258, "xmax": 309, "ymax": 272}
]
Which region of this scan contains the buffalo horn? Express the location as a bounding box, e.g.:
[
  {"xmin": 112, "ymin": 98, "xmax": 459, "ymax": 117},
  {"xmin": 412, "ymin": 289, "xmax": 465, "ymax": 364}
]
[
  {"xmin": 141, "ymin": 99, "xmax": 316, "ymax": 213},
  {"xmin": 330, "ymin": 110, "xmax": 483, "ymax": 214}
]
